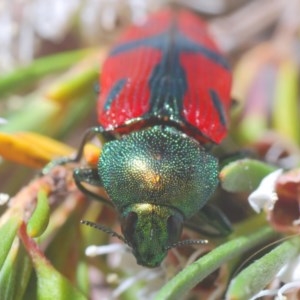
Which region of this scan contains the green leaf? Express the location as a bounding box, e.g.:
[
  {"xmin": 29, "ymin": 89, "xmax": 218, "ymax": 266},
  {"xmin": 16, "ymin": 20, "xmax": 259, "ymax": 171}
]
[
  {"xmin": 35, "ymin": 259, "xmax": 87, "ymax": 300},
  {"xmin": 220, "ymin": 159, "xmax": 277, "ymax": 193},
  {"xmin": 273, "ymin": 60, "xmax": 300, "ymax": 144},
  {"xmin": 0, "ymin": 49, "xmax": 93, "ymax": 96},
  {"xmin": 226, "ymin": 236, "xmax": 300, "ymax": 299},
  {"xmin": 184, "ymin": 204, "xmax": 232, "ymax": 237},
  {"xmin": 12, "ymin": 245, "xmax": 33, "ymax": 300},
  {"xmin": 0, "ymin": 217, "xmax": 20, "ymax": 269},
  {"xmin": 45, "ymin": 64, "xmax": 99, "ymax": 103},
  {"xmin": 19, "ymin": 223, "xmax": 87, "ymax": 300},
  {"xmin": 27, "ymin": 189, "xmax": 50, "ymax": 237},
  {"xmin": 0, "ymin": 238, "xmax": 20, "ymax": 300},
  {"xmin": 1, "ymin": 92, "xmax": 94, "ymax": 139},
  {"xmin": 0, "ymin": 235, "xmax": 32, "ymax": 300},
  {"xmin": 45, "ymin": 197, "xmax": 84, "ymax": 280},
  {"xmin": 154, "ymin": 226, "xmax": 277, "ymax": 300},
  {"xmin": 76, "ymin": 261, "xmax": 90, "ymax": 296}
]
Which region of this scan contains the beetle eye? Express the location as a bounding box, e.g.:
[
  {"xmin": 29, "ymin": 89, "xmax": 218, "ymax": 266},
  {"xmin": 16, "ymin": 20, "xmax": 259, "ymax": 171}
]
[
  {"xmin": 167, "ymin": 215, "xmax": 182, "ymax": 245},
  {"xmin": 121, "ymin": 212, "xmax": 138, "ymax": 244}
]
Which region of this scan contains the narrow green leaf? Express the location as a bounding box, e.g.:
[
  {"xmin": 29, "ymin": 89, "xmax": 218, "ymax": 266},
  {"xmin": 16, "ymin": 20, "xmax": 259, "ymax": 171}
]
[
  {"xmin": 45, "ymin": 197, "xmax": 84, "ymax": 279},
  {"xmin": 154, "ymin": 226, "xmax": 277, "ymax": 300},
  {"xmin": 0, "ymin": 49, "xmax": 93, "ymax": 96},
  {"xmin": 51, "ymin": 91, "xmax": 95, "ymax": 139},
  {"xmin": 9, "ymin": 244, "xmax": 32, "ymax": 300},
  {"xmin": 220, "ymin": 159, "xmax": 277, "ymax": 193},
  {"xmin": 0, "ymin": 217, "xmax": 20, "ymax": 269},
  {"xmin": 45, "ymin": 66, "xmax": 98, "ymax": 103},
  {"xmin": 0, "ymin": 238, "xmax": 19, "ymax": 300},
  {"xmin": 184, "ymin": 204, "xmax": 232, "ymax": 237},
  {"xmin": 27, "ymin": 189, "xmax": 50, "ymax": 237},
  {"xmin": 273, "ymin": 60, "xmax": 300, "ymax": 144},
  {"xmin": 76, "ymin": 261, "xmax": 90, "ymax": 296},
  {"xmin": 19, "ymin": 223, "xmax": 87, "ymax": 300},
  {"xmin": 1, "ymin": 99, "xmax": 58, "ymax": 134},
  {"xmin": 35, "ymin": 260, "xmax": 87, "ymax": 300},
  {"xmin": 1, "ymin": 92, "xmax": 94, "ymax": 138},
  {"xmin": 226, "ymin": 236, "xmax": 300, "ymax": 299}
]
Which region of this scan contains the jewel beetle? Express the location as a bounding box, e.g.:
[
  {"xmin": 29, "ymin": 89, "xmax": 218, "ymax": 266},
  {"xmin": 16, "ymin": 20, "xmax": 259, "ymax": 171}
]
[{"xmin": 51, "ymin": 8, "xmax": 232, "ymax": 268}]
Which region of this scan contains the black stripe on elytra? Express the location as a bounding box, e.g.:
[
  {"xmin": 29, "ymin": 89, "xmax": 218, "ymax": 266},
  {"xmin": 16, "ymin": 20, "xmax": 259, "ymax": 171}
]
[
  {"xmin": 110, "ymin": 32, "xmax": 229, "ymax": 70},
  {"xmin": 178, "ymin": 35, "xmax": 229, "ymax": 70},
  {"xmin": 104, "ymin": 20, "xmax": 230, "ymax": 122},
  {"xmin": 104, "ymin": 78, "xmax": 127, "ymax": 111},
  {"xmin": 147, "ymin": 19, "xmax": 186, "ymax": 121},
  {"xmin": 209, "ymin": 89, "xmax": 227, "ymax": 126}
]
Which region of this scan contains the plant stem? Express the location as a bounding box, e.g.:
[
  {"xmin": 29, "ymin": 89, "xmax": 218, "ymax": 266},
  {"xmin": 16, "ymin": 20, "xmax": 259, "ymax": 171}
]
[{"xmin": 155, "ymin": 225, "xmax": 277, "ymax": 300}]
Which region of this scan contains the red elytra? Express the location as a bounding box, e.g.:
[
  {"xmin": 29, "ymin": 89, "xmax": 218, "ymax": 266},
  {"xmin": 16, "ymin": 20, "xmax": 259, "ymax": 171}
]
[{"xmin": 97, "ymin": 9, "xmax": 232, "ymax": 144}]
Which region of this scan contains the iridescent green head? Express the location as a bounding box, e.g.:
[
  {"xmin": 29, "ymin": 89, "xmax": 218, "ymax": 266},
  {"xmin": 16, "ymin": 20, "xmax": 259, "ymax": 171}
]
[
  {"xmin": 121, "ymin": 203, "xmax": 183, "ymax": 267},
  {"xmin": 99, "ymin": 125, "xmax": 218, "ymax": 267}
]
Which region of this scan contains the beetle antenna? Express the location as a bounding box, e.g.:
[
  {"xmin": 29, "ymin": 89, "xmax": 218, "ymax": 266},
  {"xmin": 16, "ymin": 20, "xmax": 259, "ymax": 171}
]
[
  {"xmin": 166, "ymin": 239, "xmax": 208, "ymax": 250},
  {"xmin": 80, "ymin": 220, "xmax": 126, "ymax": 243}
]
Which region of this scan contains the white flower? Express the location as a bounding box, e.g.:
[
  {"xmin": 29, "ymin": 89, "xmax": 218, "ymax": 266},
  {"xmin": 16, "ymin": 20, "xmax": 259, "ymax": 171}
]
[
  {"xmin": 0, "ymin": 118, "xmax": 7, "ymax": 124},
  {"xmin": 85, "ymin": 243, "xmax": 127, "ymax": 257},
  {"xmin": 0, "ymin": 193, "xmax": 9, "ymax": 205},
  {"xmin": 250, "ymin": 279, "xmax": 300, "ymax": 300},
  {"xmin": 85, "ymin": 242, "xmax": 165, "ymax": 299},
  {"xmin": 248, "ymin": 169, "xmax": 283, "ymax": 213},
  {"xmin": 277, "ymin": 255, "xmax": 300, "ymax": 284},
  {"xmin": 275, "ymin": 280, "xmax": 300, "ymax": 299}
]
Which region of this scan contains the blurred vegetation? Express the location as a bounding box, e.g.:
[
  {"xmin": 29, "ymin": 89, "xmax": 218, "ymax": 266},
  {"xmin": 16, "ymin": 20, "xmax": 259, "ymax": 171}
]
[{"xmin": 1, "ymin": 1, "xmax": 300, "ymax": 299}]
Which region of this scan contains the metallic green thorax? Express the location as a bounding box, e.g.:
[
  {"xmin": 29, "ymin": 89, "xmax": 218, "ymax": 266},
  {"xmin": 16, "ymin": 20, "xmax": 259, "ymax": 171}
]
[{"xmin": 99, "ymin": 125, "xmax": 218, "ymax": 267}]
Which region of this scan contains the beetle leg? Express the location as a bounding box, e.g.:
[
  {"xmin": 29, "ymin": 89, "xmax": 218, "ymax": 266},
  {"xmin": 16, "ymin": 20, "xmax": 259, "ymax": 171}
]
[
  {"xmin": 72, "ymin": 126, "xmax": 109, "ymax": 162},
  {"xmin": 42, "ymin": 126, "xmax": 110, "ymax": 175},
  {"xmin": 184, "ymin": 204, "xmax": 232, "ymax": 237},
  {"xmin": 73, "ymin": 167, "xmax": 113, "ymax": 207}
]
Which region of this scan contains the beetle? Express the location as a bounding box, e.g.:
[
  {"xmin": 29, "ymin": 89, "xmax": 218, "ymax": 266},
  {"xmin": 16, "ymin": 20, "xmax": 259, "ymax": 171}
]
[{"xmin": 47, "ymin": 8, "xmax": 232, "ymax": 268}]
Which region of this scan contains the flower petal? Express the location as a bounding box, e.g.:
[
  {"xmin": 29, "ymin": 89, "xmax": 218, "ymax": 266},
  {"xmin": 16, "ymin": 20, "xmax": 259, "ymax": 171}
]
[{"xmin": 248, "ymin": 169, "xmax": 283, "ymax": 213}]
